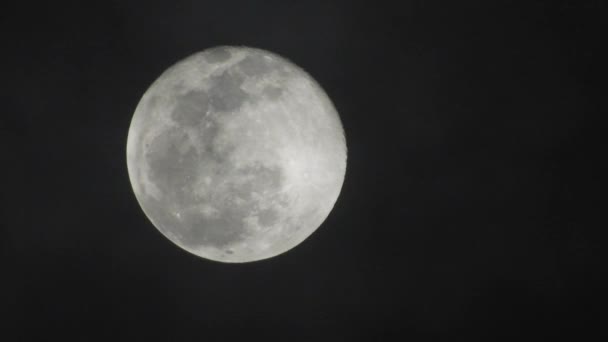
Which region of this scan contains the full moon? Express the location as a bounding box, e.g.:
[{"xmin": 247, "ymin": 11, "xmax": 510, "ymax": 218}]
[{"xmin": 126, "ymin": 46, "xmax": 347, "ymax": 263}]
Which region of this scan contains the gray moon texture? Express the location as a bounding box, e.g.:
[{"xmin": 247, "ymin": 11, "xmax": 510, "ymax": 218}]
[{"xmin": 126, "ymin": 46, "xmax": 347, "ymax": 263}]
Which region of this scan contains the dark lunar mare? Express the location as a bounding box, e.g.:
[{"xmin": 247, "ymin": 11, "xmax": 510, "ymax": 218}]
[
  {"xmin": 207, "ymin": 70, "xmax": 248, "ymax": 113},
  {"xmin": 203, "ymin": 46, "xmax": 232, "ymax": 63},
  {"xmin": 142, "ymin": 79, "xmax": 287, "ymax": 250}
]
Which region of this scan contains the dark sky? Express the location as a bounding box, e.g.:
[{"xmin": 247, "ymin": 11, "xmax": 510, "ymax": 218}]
[{"xmin": 1, "ymin": 0, "xmax": 605, "ymax": 340}]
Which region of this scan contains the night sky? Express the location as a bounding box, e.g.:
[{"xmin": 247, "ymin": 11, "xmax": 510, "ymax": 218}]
[{"xmin": 2, "ymin": 1, "xmax": 605, "ymax": 340}]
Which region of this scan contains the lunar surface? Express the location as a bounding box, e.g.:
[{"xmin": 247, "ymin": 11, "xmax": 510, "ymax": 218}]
[{"xmin": 126, "ymin": 46, "xmax": 347, "ymax": 263}]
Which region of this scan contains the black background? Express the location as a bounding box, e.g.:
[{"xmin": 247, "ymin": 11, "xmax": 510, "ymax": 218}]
[{"xmin": 1, "ymin": 0, "xmax": 605, "ymax": 340}]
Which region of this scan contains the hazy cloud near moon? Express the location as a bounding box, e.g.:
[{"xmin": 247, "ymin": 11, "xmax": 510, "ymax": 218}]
[{"xmin": 127, "ymin": 46, "xmax": 346, "ymax": 263}]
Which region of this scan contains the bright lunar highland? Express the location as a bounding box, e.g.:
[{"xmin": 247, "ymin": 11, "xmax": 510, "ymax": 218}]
[{"xmin": 126, "ymin": 46, "xmax": 347, "ymax": 263}]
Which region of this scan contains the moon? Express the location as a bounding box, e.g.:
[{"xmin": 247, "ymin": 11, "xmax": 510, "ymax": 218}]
[{"xmin": 126, "ymin": 46, "xmax": 347, "ymax": 263}]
